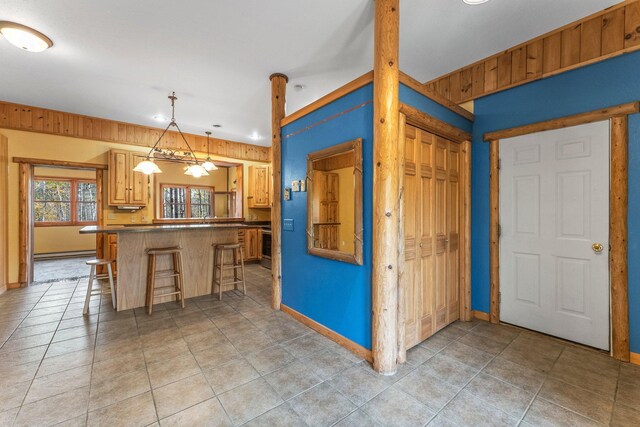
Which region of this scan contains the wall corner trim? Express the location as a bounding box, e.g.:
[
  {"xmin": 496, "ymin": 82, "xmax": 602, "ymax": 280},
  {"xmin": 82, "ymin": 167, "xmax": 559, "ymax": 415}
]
[{"xmin": 280, "ymin": 304, "xmax": 372, "ymax": 363}]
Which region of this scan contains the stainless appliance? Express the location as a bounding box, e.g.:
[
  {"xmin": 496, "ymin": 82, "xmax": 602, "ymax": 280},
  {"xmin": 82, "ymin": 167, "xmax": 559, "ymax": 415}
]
[{"xmin": 260, "ymin": 227, "xmax": 272, "ymax": 269}]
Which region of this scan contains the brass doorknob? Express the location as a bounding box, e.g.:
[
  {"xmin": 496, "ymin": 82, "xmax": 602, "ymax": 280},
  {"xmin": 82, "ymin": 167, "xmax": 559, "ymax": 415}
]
[{"xmin": 592, "ymin": 243, "xmax": 604, "ymax": 253}]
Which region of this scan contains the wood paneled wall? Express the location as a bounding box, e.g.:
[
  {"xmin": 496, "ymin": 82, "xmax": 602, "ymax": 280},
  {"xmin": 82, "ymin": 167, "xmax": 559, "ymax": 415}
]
[
  {"xmin": 0, "ymin": 100, "xmax": 271, "ymax": 163},
  {"xmin": 425, "ymin": 0, "xmax": 640, "ymax": 103}
]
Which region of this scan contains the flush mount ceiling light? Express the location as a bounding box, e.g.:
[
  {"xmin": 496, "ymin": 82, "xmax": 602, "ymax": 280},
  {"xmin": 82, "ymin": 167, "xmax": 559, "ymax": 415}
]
[
  {"xmin": 201, "ymin": 131, "xmax": 218, "ymax": 172},
  {"xmin": 463, "ymin": 0, "xmax": 490, "ymax": 4},
  {"xmin": 0, "ymin": 21, "xmax": 52, "ymax": 52},
  {"xmin": 133, "ymin": 91, "xmax": 208, "ymax": 177}
]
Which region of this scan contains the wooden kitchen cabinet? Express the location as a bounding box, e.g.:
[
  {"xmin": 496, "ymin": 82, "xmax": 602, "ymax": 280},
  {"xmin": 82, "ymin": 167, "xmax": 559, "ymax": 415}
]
[
  {"xmin": 248, "ymin": 165, "xmax": 271, "ymax": 208},
  {"xmin": 238, "ymin": 227, "xmax": 261, "ymax": 261},
  {"xmin": 108, "ymin": 149, "xmax": 149, "ymax": 206},
  {"xmin": 107, "ymin": 234, "xmax": 118, "ymax": 276}
]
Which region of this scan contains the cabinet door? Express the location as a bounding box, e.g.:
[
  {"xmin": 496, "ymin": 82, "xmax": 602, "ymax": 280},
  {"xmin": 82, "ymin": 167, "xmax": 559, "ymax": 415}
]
[
  {"xmin": 254, "ymin": 166, "xmax": 269, "ymax": 207},
  {"xmin": 244, "ymin": 228, "xmax": 259, "ymax": 260},
  {"xmin": 129, "ymin": 154, "xmax": 148, "ymax": 205},
  {"xmin": 107, "ymin": 234, "xmax": 118, "ymax": 275},
  {"xmin": 109, "ymin": 150, "xmax": 129, "ymax": 205},
  {"xmin": 326, "ymin": 173, "xmax": 339, "ymax": 202},
  {"xmin": 249, "ymin": 165, "xmax": 270, "ymax": 208}
]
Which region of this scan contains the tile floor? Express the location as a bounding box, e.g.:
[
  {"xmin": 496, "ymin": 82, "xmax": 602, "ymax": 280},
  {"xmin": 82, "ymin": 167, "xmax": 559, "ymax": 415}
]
[{"xmin": 0, "ymin": 264, "xmax": 638, "ymax": 426}]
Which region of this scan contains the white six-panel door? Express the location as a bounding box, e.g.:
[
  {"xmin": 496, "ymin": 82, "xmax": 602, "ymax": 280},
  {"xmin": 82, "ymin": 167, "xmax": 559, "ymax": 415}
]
[{"xmin": 499, "ymin": 121, "xmax": 610, "ymax": 350}]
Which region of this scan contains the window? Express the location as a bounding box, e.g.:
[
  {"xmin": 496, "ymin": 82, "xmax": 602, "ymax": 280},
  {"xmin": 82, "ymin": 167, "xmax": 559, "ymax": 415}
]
[
  {"xmin": 34, "ymin": 178, "xmax": 97, "ymax": 226},
  {"xmin": 161, "ymin": 184, "xmax": 214, "ymax": 219}
]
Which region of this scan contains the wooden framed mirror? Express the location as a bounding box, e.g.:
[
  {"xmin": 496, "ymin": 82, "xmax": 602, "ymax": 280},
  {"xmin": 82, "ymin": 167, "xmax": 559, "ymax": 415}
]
[{"xmin": 306, "ymin": 138, "xmax": 363, "ymax": 265}]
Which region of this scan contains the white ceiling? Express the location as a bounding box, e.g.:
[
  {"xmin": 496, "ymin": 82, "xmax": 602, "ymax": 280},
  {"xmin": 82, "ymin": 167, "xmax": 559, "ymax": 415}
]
[{"xmin": 0, "ymin": 0, "xmax": 620, "ymax": 146}]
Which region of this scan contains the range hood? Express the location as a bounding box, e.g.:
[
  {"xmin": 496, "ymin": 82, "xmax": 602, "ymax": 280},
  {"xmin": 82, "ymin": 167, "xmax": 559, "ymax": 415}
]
[{"xmin": 116, "ymin": 206, "xmax": 144, "ymax": 211}]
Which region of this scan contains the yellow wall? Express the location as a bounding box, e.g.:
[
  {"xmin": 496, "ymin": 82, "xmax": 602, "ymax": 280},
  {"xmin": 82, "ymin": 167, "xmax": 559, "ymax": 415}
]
[
  {"xmin": 153, "ymin": 160, "xmax": 230, "ymax": 218},
  {"xmin": 33, "ymin": 167, "xmax": 97, "ymax": 255},
  {"xmin": 336, "ymin": 167, "xmax": 355, "ymax": 253},
  {"xmin": 460, "ymin": 100, "xmax": 474, "ymax": 114},
  {"xmin": 0, "ymin": 128, "xmax": 270, "ymax": 284}
]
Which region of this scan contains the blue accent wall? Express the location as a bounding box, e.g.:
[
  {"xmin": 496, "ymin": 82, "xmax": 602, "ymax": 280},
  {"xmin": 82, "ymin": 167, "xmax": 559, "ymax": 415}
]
[
  {"xmin": 471, "ymin": 50, "xmax": 640, "ymax": 353},
  {"xmin": 400, "ymin": 84, "xmax": 473, "ymax": 133},
  {"xmin": 281, "ymin": 84, "xmax": 374, "ymax": 349},
  {"xmin": 281, "ymin": 81, "xmax": 473, "ymax": 350}
]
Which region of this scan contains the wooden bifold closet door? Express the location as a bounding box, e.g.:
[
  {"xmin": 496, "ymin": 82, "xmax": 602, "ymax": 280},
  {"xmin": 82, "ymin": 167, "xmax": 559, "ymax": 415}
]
[{"xmin": 403, "ymin": 124, "xmax": 461, "ymax": 349}]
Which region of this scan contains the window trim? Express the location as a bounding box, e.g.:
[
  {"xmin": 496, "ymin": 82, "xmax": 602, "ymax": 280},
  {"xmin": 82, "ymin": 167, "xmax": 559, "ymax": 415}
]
[
  {"xmin": 159, "ymin": 183, "xmax": 215, "ymax": 219},
  {"xmin": 34, "ymin": 176, "xmax": 98, "ymax": 227}
]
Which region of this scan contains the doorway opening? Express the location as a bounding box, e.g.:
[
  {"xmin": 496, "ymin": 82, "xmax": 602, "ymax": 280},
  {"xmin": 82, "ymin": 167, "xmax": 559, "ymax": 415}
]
[
  {"xmin": 15, "ymin": 158, "xmax": 106, "ymax": 287},
  {"xmin": 31, "ymin": 167, "xmax": 99, "ymax": 283}
]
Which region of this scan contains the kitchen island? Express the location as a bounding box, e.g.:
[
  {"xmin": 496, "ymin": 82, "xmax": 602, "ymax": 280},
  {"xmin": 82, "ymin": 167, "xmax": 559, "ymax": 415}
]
[{"xmin": 80, "ymin": 223, "xmax": 247, "ymax": 311}]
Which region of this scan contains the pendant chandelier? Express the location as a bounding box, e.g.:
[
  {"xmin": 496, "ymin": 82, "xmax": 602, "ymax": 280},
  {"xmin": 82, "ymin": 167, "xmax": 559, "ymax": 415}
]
[
  {"xmin": 133, "ymin": 92, "xmax": 209, "ymax": 177},
  {"xmin": 201, "ymin": 131, "xmax": 218, "ymax": 172}
]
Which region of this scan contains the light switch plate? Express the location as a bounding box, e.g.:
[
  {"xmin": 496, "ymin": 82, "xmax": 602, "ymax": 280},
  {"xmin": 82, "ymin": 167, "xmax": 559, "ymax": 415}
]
[
  {"xmin": 284, "ymin": 188, "xmax": 291, "ymax": 201},
  {"xmin": 283, "ymin": 219, "xmax": 294, "ymax": 231},
  {"xmin": 291, "ymin": 180, "xmax": 300, "ymax": 192},
  {"xmin": 300, "ymin": 179, "xmax": 306, "ymax": 192}
]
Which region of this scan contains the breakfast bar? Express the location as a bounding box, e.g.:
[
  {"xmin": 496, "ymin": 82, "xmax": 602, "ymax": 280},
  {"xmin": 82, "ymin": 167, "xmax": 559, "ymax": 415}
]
[{"xmin": 80, "ymin": 223, "xmax": 246, "ymax": 311}]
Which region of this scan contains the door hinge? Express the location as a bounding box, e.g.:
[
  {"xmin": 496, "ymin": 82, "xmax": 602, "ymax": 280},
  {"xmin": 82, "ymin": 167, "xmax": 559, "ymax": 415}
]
[
  {"xmin": 497, "ymin": 224, "xmax": 501, "ymax": 237},
  {"xmin": 498, "ymin": 158, "xmax": 501, "ymax": 170}
]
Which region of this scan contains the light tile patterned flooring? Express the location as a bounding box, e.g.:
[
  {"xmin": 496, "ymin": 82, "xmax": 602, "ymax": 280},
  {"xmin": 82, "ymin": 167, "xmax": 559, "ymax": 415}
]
[{"xmin": 0, "ymin": 264, "xmax": 638, "ymax": 426}]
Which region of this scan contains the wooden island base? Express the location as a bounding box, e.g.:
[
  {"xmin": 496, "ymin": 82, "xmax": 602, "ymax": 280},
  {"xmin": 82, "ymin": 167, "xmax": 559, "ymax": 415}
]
[
  {"xmin": 80, "ymin": 225, "xmax": 243, "ymax": 311},
  {"xmin": 117, "ymin": 227, "xmax": 239, "ymax": 310}
]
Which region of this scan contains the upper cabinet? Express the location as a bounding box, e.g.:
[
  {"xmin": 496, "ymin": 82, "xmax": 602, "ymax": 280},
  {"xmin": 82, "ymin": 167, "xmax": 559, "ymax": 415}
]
[
  {"xmin": 108, "ymin": 149, "xmax": 149, "ymax": 206},
  {"xmin": 248, "ymin": 165, "xmax": 271, "ymax": 209}
]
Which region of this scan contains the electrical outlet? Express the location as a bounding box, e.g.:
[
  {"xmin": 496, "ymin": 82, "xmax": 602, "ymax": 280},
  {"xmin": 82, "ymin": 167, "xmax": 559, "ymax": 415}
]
[{"xmin": 291, "ymin": 180, "xmax": 300, "ymax": 192}]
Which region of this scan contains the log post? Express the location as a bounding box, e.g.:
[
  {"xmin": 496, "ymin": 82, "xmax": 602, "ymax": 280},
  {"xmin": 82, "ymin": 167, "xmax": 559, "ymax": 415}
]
[
  {"xmin": 269, "ymin": 73, "xmax": 288, "ymax": 310},
  {"xmin": 610, "ymin": 115, "xmax": 629, "ymax": 362},
  {"xmin": 372, "ymin": 0, "xmax": 400, "ymax": 375}
]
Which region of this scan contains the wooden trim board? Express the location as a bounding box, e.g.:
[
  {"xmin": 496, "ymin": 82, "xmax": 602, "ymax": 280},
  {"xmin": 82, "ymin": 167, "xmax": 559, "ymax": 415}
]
[
  {"xmin": 0, "ymin": 135, "xmax": 8, "ymax": 294},
  {"xmin": 280, "ymin": 70, "xmax": 476, "ymax": 129},
  {"xmin": 281, "ymin": 304, "xmax": 373, "ymax": 363},
  {"xmin": 631, "ymin": 352, "xmax": 640, "ymax": 365},
  {"xmin": 0, "ymin": 100, "xmax": 270, "ymax": 163},
  {"xmin": 472, "ymin": 311, "xmax": 491, "ymax": 322},
  {"xmin": 399, "ymin": 72, "xmax": 475, "ymax": 122},
  {"xmin": 484, "ymin": 102, "xmax": 640, "ymax": 141},
  {"xmin": 425, "ymin": 0, "xmax": 640, "ymax": 103},
  {"xmin": 281, "ymin": 71, "xmax": 373, "ymax": 127},
  {"xmin": 13, "ymin": 157, "xmax": 107, "ymax": 170},
  {"xmin": 489, "ymin": 105, "xmax": 632, "ymax": 361},
  {"xmin": 400, "ymin": 104, "xmax": 472, "ymax": 144}
]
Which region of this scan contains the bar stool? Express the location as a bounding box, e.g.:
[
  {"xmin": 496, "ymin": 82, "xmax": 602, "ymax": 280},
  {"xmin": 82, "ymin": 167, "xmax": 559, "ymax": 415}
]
[
  {"xmin": 83, "ymin": 259, "xmax": 116, "ymax": 315},
  {"xmin": 145, "ymin": 247, "xmax": 185, "ymax": 315},
  {"xmin": 212, "ymin": 243, "xmax": 246, "ymax": 300}
]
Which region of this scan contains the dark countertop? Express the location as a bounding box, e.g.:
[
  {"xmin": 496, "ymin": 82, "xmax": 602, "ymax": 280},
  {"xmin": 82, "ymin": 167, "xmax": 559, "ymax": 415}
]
[{"xmin": 79, "ymin": 223, "xmax": 249, "ymax": 234}]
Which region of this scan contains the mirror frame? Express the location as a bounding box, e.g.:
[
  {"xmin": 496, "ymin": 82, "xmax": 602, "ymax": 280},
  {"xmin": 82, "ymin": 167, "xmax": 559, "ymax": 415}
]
[{"xmin": 306, "ymin": 138, "xmax": 363, "ymax": 265}]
